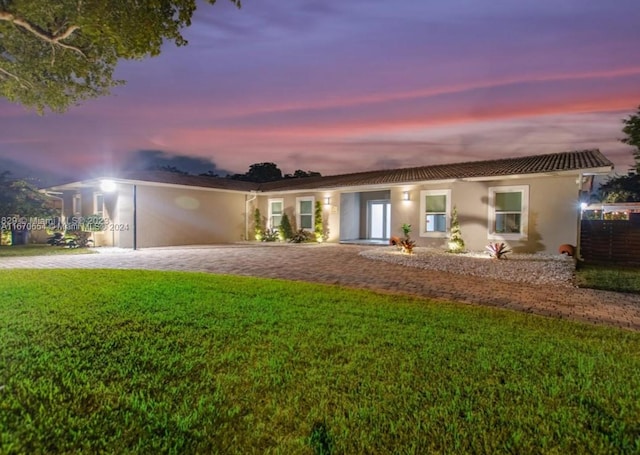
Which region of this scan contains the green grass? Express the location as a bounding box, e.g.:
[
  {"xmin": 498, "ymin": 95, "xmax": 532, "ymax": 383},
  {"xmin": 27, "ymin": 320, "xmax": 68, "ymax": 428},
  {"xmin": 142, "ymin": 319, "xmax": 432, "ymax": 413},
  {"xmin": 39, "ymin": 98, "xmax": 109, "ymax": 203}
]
[
  {"xmin": 1, "ymin": 270, "xmax": 639, "ymax": 454},
  {"xmin": 0, "ymin": 244, "xmax": 96, "ymax": 257},
  {"xmin": 575, "ymin": 263, "xmax": 640, "ymax": 293}
]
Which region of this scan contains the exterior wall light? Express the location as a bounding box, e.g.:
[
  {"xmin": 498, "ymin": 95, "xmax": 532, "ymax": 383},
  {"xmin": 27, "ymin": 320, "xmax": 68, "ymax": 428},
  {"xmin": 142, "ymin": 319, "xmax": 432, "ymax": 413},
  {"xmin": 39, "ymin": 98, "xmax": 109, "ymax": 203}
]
[
  {"xmin": 402, "ymin": 191, "xmax": 410, "ymax": 201},
  {"xmin": 100, "ymin": 179, "xmax": 117, "ymax": 192},
  {"xmin": 324, "ymin": 196, "xmax": 331, "ymax": 206}
]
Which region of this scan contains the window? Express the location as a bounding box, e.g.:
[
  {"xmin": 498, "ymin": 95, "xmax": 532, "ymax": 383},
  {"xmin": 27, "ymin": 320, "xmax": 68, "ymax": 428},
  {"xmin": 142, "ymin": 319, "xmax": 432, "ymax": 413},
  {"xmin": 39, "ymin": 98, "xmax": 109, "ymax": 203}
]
[
  {"xmin": 94, "ymin": 193, "xmax": 104, "ymax": 217},
  {"xmin": 419, "ymin": 190, "xmax": 451, "ymax": 237},
  {"xmin": 488, "ymin": 185, "xmax": 529, "ymax": 240},
  {"xmin": 72, "ymin": 194, "xmax": 81, "ymax": 216},
  {"xmin": 268, "ymin": 199, "xmax": 284, "ymax": 229},
  {"xmin": 296, "ymin": 197, "xmax": 314, "ymax": 230}
]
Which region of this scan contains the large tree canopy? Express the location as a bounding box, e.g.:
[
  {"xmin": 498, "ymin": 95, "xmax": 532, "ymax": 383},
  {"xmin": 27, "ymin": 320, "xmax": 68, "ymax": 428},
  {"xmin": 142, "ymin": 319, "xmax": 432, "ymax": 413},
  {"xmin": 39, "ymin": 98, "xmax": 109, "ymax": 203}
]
[
  {"xmin": 621, "ymin": 104, "xmax": 640, "ymax": 172},
  {"xmin": 0, "ymin": 171, "xmax": 55, "ymax": 218},
  {"xmin": 0, "ymin": 0, "xmax": 240, "ymax": 113},
  {"xmin": 229, "ymin": 163, "xmax": 322, "ymax": 183},
  {"xmin": 598, "ymin": 105, "xmax": 640, "ymax": 202}
]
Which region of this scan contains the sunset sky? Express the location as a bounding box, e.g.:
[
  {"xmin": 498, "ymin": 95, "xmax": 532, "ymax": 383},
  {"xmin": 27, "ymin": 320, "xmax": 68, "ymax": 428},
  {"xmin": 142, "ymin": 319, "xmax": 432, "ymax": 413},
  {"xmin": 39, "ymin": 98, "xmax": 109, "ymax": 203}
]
[{"xmin": 1, "ymin": 0, "xmax": 639, "ymax": 184}]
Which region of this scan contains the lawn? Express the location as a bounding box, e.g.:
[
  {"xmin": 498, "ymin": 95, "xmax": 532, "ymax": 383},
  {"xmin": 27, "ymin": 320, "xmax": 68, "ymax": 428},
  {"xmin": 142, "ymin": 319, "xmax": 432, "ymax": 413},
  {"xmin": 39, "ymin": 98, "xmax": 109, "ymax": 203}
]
[
  {"xmin": 1, "ymin": 270, "xmax": 639, "ymax": 454},
  {"xmin": 574, "ymin": 263, "xmax": 640, "ymax": 293},
  {"xmin": 0, "ymin": 244, "xmax": 96, "ymax": 258}
]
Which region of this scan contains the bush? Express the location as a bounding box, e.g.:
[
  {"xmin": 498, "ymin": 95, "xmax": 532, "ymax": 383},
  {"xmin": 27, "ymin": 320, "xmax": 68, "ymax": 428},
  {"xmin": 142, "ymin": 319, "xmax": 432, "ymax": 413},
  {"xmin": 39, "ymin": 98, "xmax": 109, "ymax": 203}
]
[
  {"xmin": 279, "ymin": 213, "xmax": 293, "ymax": 241},
  {"xmin": 448, "ymin": 205, "xmax": 465, "ymax": 253},
  {"xmin": 253, "ymin": 208, "xmax": 263, "ymax": 241},
  {"xmin": 314, "ymin": 201, "xmax": 324, "ymax": 242},
  {"xmin": 486, "ymin": 242, "xmax": 511, "ymax": 259},
  {"xmin": 290, "ymin": 229, "xmax": 313, "ymax": 243},
  {"xmin": 262, "ymin": 228, "xmax": 279, "ymax": 242}
]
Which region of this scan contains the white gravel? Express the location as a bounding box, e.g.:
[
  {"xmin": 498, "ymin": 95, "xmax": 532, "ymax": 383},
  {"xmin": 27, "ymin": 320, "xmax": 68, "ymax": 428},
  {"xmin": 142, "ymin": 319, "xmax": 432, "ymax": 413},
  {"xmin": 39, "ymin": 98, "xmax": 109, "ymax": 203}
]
[{"xmin": 360, "ymin": 247, "xmax": 576, "ymax": 287}]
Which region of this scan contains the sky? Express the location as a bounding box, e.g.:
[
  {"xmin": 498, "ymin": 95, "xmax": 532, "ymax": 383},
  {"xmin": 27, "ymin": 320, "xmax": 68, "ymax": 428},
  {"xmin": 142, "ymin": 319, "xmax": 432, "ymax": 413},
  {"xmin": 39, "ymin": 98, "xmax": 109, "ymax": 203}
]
[{"xmin": 1, "ymin": 0, "xmax": 640, "ymax": 185}]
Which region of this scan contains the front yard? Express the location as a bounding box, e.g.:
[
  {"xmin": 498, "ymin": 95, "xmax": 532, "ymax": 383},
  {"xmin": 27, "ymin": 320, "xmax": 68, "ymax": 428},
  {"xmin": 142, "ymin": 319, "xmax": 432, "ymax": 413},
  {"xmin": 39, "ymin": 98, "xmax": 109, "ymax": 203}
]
[
  {"xmin": 0, "ymin": 244, "xmax": 96, "ymax": 258},
  {"xmin": 1, "ymin": 269, "xmax": 639, "ymax": 454}
]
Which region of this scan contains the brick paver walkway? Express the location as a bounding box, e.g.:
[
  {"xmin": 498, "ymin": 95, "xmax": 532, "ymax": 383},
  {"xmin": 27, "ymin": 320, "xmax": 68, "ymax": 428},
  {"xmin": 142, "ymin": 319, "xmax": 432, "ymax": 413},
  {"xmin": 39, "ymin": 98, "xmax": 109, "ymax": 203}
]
[{"xmin": 1, "ymin": 243, "xmax": 639, "ymax": 331}]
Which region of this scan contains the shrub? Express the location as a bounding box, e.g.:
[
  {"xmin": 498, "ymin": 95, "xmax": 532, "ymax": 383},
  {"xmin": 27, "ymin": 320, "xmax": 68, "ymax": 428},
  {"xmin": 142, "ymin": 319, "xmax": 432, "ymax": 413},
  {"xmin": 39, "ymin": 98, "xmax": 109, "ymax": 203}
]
[
  {"xmin": 396, "ymin": 223, "xmax": 415, "ymax": 254},
  {"xmin": 314, "ymin": 201, "xmax": 324, "ymax": 242},
  {"xmin": 279, "ymin": 213, "xmax": 293, "ymax": 241},
  {"xmin": 290, "ymin": 229, "xmax": 313, "ymax": 243},
  {"xmin": 262, "ymin": 228, "xmax": 279, "ymax": 242},
  {"xmin": 253, "ymin": 208, "xmax": 263, "ymax": 241},
  {"xmin": 486, "ymin": 242, "xmax": 511, "ymax": 259},
  {"xmin": 448, "ymin": 205, "xmax": 465, "ymax": 253}
]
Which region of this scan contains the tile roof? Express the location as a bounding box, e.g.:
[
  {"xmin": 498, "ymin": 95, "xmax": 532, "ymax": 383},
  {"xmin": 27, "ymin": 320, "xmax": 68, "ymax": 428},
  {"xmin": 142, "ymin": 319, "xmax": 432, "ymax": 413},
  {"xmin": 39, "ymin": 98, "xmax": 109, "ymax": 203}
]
[
  {"xmin": 114, "ymin": 170, "xmax": 260, "ymax": 192},
  {"xmin": 259, "ymin": 149, "xmax": 613, "ymax": 191},
  {"xmin": 48, "ymin": 149, "xmax": 613, "ymax": 193}
]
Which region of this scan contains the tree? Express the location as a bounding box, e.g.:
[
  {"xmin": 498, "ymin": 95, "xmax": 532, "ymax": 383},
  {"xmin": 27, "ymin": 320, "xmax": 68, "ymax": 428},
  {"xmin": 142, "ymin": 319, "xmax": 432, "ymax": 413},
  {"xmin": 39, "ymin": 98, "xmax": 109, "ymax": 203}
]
[
  {"xmin": 284, "ymin": 170, "xmax": 322, "ymax": 179},
  {"xmin": 230, "ymin": 162, "xmax": 283, "ymax": 183},
  {"xmin": 0, "ymin": 171, "xmax": 57, "ymax": 245},
  {"xmin": 621, "ymin": 105, "xmax": 640, "ymax": 172},
  {"xmin": 0, "ymin": 171, "xmax": 55, "ymax": 218},
  {"xmin": 598, "ymin": 105, "xmax": 640, "ymax": 202},
  {"xmin": 0, "ymin": 0, "xmax": 241, "ymax": 113},
  {"xmin": 598, "ymin": 174, "xmax": 640, "ymax": 203}
]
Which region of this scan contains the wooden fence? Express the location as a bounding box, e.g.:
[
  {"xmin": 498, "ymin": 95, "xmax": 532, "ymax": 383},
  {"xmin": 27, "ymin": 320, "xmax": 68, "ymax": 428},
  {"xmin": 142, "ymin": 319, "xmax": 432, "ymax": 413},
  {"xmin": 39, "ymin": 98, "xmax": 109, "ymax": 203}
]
[{"xmin": 580, "ymin": 220, "xmax": 640, "ymax": 265}]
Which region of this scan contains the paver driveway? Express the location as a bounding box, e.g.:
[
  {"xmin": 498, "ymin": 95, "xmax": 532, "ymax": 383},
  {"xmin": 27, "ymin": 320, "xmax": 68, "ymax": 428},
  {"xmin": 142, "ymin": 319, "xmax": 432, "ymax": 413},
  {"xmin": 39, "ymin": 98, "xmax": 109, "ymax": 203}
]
[{"xmin": 1, "ymin": 243, "xmax": 639, "ymax": 331}]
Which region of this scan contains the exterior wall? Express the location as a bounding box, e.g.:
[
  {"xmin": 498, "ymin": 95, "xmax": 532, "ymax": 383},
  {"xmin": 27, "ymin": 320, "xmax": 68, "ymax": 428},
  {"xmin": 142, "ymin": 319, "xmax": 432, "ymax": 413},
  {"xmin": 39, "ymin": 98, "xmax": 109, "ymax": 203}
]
[
  {"xmin": 257, "ymin": 191, "xmax": 340, "ymax": 242},
  {"xmin": 393, "ymin": 175, "xmax": 580, "ymax": 254},
  {"xmin": 134, "ymin": 185, "xmax": 246, "ymax": 247},
  {"xmin": 51, "ymin": 173, "xmax": 582, "ymax": 252},
  {"xmin": 339, "ymin": 193, "xmax": 360, "ymax": 241}
]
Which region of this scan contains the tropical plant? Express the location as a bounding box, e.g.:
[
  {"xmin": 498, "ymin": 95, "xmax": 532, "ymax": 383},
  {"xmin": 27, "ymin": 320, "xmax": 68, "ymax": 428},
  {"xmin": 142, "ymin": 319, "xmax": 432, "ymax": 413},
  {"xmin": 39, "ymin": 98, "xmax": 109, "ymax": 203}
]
[
  {"xmin": 47, "ymin": 230, "xmax": 93, "ymax": 248},
  {"xmin": 262, "ymin": 228, "xmax": 279, "ymax": 242},
  {"xmin": 289, "ymin": 229, "xmax": 313, "ymax": 243},
  {"xmin": 448, "ymin": 205, "xmax": 465, "ymax": 253},
  {"xmin": 486, "ymin": 242, "xmax": 511, "ymax": 259},
  {"xmin": 279, "ymin": 213, "xmax": 293, "ymax": 241},
  {"xmin": 395, "ymin": 223, "xmax": 415, "ymax": 254}
]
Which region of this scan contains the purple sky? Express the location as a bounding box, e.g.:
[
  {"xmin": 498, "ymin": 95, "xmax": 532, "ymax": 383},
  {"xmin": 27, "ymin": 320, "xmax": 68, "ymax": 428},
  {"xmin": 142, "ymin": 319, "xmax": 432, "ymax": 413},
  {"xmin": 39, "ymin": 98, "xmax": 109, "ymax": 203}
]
[{"xmin": 1, "ymin": 0, "xmax": 639, "ymax": 182}]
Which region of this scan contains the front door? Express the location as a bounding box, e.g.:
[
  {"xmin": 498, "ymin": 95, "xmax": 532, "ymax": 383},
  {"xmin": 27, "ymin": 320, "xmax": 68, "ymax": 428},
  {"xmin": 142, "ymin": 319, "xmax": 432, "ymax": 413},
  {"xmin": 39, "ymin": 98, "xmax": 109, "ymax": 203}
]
[{"xmin": 368, "ymin": 200, "xmax": 391, "ymax": 240}]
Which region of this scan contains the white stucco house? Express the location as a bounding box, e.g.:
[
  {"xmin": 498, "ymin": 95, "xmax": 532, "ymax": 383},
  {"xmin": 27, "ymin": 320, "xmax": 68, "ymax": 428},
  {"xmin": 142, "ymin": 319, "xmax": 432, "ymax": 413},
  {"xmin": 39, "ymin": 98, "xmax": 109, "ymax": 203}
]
[{"xmin": 46, "ymin": 149, "xmax": 613, "ymax": 254}]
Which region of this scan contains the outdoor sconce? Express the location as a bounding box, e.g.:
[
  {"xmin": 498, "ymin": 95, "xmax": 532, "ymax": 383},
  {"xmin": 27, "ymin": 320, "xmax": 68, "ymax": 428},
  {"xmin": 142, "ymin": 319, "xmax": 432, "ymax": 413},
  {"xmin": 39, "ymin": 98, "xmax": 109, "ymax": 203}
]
[
  {"xmin": 402, "ymin": 191, "xmax": 410, "ymax": 201},
  {"xmin": 100, "ymin": 179, "xmax": 117, "ymax": 192},
  {"xmin": 324, "ymin": 196, "xmax": 331, "ymax": 206}
]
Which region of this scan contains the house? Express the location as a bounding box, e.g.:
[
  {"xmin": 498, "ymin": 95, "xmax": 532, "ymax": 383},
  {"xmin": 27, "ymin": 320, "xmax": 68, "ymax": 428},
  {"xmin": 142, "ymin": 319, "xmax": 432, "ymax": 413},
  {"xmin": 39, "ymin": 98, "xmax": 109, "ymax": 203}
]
[{"xmin": 46, "ymin": 149, "xmax": 613, "ymax": 254}]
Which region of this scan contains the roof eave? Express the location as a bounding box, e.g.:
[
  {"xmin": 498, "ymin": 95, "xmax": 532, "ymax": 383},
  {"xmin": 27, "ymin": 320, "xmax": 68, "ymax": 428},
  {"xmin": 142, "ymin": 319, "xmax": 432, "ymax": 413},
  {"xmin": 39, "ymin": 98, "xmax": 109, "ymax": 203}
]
[{"xmin": 47, "ymin": 177, "xmax": 255, "ymax": 195}]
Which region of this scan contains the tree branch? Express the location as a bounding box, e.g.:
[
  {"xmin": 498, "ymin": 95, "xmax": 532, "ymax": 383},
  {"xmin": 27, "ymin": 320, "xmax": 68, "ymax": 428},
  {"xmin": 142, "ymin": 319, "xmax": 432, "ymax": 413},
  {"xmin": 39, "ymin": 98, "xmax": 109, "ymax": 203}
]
[
  {"xmin": 0, "ymin": 11, "xmax": 85, "ymax": 58},
  {"xmin": 0, "ymin": 64, "xmax": 32, "ymax": 89}
]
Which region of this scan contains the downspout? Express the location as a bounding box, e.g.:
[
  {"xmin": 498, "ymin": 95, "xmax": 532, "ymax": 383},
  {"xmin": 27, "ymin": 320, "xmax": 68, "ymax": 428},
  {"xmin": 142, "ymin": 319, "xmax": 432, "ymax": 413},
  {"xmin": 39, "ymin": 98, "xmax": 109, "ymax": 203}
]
[
  {"xmin": 576, "ymin": 173, "xmax": 585, "ymax": 261},
  {"xmin": 245, "ymin": 191, "xmax": 258, "ymax": 241},
  {"xmin": 133, "ymin": 184, "xmax": 137, "ymax": 250}
]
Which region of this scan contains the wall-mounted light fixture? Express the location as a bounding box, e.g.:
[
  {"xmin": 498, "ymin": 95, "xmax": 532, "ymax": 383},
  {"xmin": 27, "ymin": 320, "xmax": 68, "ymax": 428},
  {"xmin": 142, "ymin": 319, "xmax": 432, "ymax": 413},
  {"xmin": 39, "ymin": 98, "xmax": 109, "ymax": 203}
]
[
  {"xmin": 402, "ymin": 191, "xmax": 410, "ymax": 201},
  {"xmin": 324, "ymin": 196, "xmax": 331, "ymax": 206},
  {"xmin": 100, "ymin": 179, "xmax": 117, "ymax": 192}
]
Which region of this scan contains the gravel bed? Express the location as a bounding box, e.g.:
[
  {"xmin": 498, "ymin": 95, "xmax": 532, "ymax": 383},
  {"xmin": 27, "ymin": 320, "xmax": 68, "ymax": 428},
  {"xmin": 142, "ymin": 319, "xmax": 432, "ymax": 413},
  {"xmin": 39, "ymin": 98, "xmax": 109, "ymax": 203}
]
[{"xmin": 360, "ymin": 247, "xmax": 576, "ymax": 287}]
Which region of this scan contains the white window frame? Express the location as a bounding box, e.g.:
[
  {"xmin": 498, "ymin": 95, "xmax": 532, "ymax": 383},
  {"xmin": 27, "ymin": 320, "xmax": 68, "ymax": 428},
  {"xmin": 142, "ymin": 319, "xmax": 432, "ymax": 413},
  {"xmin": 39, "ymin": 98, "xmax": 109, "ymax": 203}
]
[
  {"xmin": 419, "ymin": 189, "xmax": 451, "ymax": 238},
  {"xmin": 296, "ymin": 196, "xmax": 315, "ymax": 231},
  {"xmin": 267, "ymin": 198, "xmax": 284, "ymax": 230},
  {"xmin": 488, "ymin": 185, "xmax": 529, "ymax": 240},
  {"xmin": 94, "ymin": 193, "xmax": 104, "ymax": 217},
  {"xmin": 72, "ymin": 194, "xmax": 81, "ymax": 216}
]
